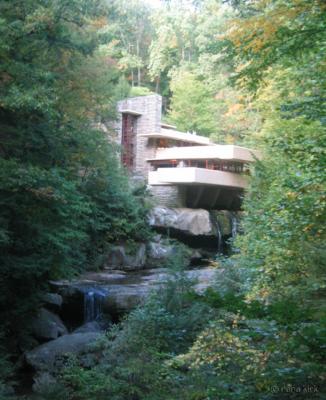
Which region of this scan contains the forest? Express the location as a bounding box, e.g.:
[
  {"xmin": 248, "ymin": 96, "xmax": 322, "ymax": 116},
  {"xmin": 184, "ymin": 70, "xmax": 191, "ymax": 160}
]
[{"xmin": 0, "ymin": 0, "xmax": 325, "ymax": 399}]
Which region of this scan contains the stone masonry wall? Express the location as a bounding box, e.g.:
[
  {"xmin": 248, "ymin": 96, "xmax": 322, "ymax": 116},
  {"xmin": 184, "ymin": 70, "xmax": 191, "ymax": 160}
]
[
  {"xmin": 149, "ymin": 185, "xmax": 186, "ymax": 208},
  {"xmin": 117, "ymin": 95, "xmax": 162, "ymax": 181},
  {"xmin": 117, "ymin": 95, "xmax": 187, "ymax": 207}
]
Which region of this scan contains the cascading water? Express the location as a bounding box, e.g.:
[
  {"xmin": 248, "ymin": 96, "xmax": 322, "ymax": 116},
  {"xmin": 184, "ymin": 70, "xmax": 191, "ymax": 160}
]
[
  {"xmin": 210, "ymin": 212, "xmax": 224, "ymax": 254},
  {"xmin": 83, "ymin": 287, "xmax": 108, "ymax": 323},
  {"xmin": 216, "ymin": 220, "xmax": 223, "ymax": 254},
  {"xmin": 231, "ymin": 214, "xmax": 238, "ymax": 240}
]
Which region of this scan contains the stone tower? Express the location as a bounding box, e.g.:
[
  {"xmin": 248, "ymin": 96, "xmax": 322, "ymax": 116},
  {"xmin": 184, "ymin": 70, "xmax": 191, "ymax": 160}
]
[{"xmin": 116, "ymin": 94, "xmax": 162, "ymax": 182}]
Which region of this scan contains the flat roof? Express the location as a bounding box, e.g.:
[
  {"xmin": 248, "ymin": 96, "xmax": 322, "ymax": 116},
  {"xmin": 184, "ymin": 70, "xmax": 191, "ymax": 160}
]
[
  {"xmin": 119, "ymin": 109, "xmax": 142, "ymax": 116},
  {"xmin": 160, "ymin": 122, "xmax": 177, "ymax": 129},
  {"xmin": 139, "ymin": 128, "xmax": 211, "ymax": 145},
  {"xmin": 147, "ymin": 145, "xmax": 260, "ymax": 163}
]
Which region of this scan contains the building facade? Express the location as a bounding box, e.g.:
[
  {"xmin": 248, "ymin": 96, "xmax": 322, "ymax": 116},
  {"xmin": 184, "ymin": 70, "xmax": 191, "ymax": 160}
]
[{"xmin": 117, "ymin": 94, "xmax": 259, "ymax": 210}]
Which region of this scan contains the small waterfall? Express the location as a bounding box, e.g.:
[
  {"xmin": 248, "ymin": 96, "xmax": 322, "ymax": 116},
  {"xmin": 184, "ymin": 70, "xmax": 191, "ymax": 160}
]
[
  {"xmin": 231, "ymin": 214, "xmax": 238, "ymax": 240},
  {"xmin": 83, "ymin": 288, "xmax": 108, "ymax": 323},
  {"xmin": 216, "ymin": 220, "xmax": 223, "ymax": 254},
  {"xmin": 210, "ymin": 212, "xmax": 224, "ymax": 254}
]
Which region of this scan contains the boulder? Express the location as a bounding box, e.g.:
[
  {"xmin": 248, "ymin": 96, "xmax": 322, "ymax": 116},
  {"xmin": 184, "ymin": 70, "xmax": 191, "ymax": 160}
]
[
  {"xmin": 147, "ymin": 238, "xmax": 202, "ymax": 267},
  {"xmin": 152, "ymin": 234, "xmax": 162, "ymax": 243},
  {"xmin": 74, "ymin": 321, "xmax": 103, "ymax": 334},
  {"xmin": 102, "ymin": 268, "xmax": 217, "ymax": 312},
  {"xmin": 149, "ymin": 207, "xmax": 242, "ymax": 239},
  {"xmin": 31, "ymin": 308, "xmax": 68, "ymax": 340},
  {"xmin": 104, "ymin": 243, "xmax": 146, "ymax": 271},
  {"xmin": 52, "ymin": 267, "xmax": 217, "ymax": 315},
  {"xmin": 190, "ymin": 250, "xmax": 203, "ymax": 261},
  {"xmin": 149, "ymin": 207, "xmax": 216, "ymax": 236},
  {"xmin": 43, "ymin": 293, "xmax": 63, "ymax": 311},
  {"xmin": 103, "ymin": 284, "xmax": 150, "ymax": 314},
  {"xmin": 147, "ymin": 241, "xmax": 174, "ymax": 261},
  {"xmin": 32, "ymin": 372, "xmax": 58, "ymax": 394},
  {"xmin": 25, "ymin": 332, "xmax": 101, "ymax": 371}
]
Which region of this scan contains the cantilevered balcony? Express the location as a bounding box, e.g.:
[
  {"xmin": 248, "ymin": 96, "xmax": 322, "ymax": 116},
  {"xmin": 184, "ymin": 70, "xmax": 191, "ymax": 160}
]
[
  {"xmin": 149, "ymin": 167, "xmax": 248, "ymax": 189},
  {"xmin": 148, "ymin": 145, "xmax": 260, "ymax": 163}
]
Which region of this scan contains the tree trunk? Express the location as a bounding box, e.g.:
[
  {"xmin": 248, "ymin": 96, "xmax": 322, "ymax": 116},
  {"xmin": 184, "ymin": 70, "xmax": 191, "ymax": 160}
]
[
  {"xmin": 136, "ymin": 39, "xmax": 141, "ymax": 86},
  {"xmin": 155, "ymin": 76, "xmax": 160, "ymax": 93}
]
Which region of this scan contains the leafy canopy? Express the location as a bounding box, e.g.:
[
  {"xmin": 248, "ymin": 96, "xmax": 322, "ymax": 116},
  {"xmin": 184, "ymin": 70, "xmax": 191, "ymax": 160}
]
[{"xmin": 0, "ymin": 0, "xmax": 150, "ymax": 366}]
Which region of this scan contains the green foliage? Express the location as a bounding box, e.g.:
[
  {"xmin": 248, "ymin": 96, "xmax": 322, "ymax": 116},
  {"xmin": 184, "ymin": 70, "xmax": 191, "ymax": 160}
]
[
  {"xmin": 130, "ymin": 86, "xmax": 154, "ymax": 97},
  {"xmin": 173, "ymin": 315, "xmax": 325, "ymax": 399},
  {"xmin": 61, "ymin": 259, "xmax": 214, "ymax": 400},
  {"xmin": 148, "ymin": 2, "xmax": 199, "ymax": 94},
  {"xmin": 1, "ymin": 1, "xmax": 325, "ymax": 398},
  {"xmin": 168, "ymin": 69, "xmax": 217, "ymax": 135},
  {"xmin": 0, "ymin": 334, "xmax": 15, "ymax": 399},
  {"xmin": 31, "ymin": 373, "xmax": 70, "ymax": 400},
  {"xmin": 220, "ymin": 0, "xmax": 326, "ymax": 396},
  {"xmin": 59, "ymin": 266, "xmax": 325, "ymax": 399},
  {"xmin": 105, "ymin": 0, "xmax": 154, "ymax": 88},
  {"xmin": 226, "ymin": 0, "xmax": 326, "ymax": 95},
  {"xmin": 149, "ymin": 1, "xmax": 259, "ymax": 142},
  {"xmin": 58, "ymin": 0, "xmax": 326, "ymax": 398},
  {"xmin": 238, "ymin": 117, "xmax": 326, "ymax": 298},
  {"xmin": 0, "ymin": 0, "xmax": 150, "ymax": 382}
]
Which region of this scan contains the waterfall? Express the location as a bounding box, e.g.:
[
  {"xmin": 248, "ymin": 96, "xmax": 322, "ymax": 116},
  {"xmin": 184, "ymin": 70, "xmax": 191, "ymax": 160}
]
[
  {"xmin": 231, "ymin": 214, "xmax": 238, "ymax": 240},
  {"xmin": 83, "ymin": 288, "xmax": 108, "ymax": 323},
  {"xmin": 210, "ymin": 212, "xmax": 223, "ymax": 254},
  {"xmin": 216, "ymin": 220, "xmax": 223, "ymax": 254}
]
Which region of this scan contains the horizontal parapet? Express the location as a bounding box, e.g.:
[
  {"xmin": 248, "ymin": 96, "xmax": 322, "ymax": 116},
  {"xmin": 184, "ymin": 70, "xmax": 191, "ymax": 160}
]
[
  {"xmin": 139, "ymin": 128, "xmax": 211, "ymax": 145},
  {"xmin": 148, "ymin": 144, "xmax": 260, "ymax": 163},
  {"xmin": 148, "ymin": 167, "xmax": 248, "ymax": 189}
]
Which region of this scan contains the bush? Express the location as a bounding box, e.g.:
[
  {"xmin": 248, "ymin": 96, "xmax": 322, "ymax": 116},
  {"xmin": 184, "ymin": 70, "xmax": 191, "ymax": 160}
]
[
  {"xmin": 61, "ymin": 255, "xmax": 215, "ymax": 399},
  {"xmin": 32, "ymin": 373, "xmax": 70, "ymax": 400}
]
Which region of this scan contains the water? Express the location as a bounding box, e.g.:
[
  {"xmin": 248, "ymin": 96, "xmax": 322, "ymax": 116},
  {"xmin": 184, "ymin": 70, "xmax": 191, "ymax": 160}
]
[
  {"xmin": 231, "ymin": 214, "xmax": 238, "ymax": 240},
  {"xmin": 216, "ymin": 220, "xmax": 223, "ymax": 254},
  {"xmin": 83, "ymin": 287, "xmax": 108, "ymax": 323},
  {"xmin": 210, "ymin": 212, "xmax": 224, "ymax": 254}
]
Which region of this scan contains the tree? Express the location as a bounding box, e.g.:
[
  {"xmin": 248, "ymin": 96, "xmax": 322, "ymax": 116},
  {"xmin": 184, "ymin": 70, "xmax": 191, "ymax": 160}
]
[
  {"xmin": 149, "ymin": 0, "xmax": 259, "ymax": 142},
  {"xmin": 149, "ymin": 2, "xmax": 200, "ymax": 95},
  {"xmin": 0, "ymin": 0, "xmax": 150, "ymax": 378},
  {"xmin": 225, "ymin": 0, "xmax": 326, "ymax": 97},
  {"xmin": 223, "ymin": 0, "xmax": 326, "ymax": 297},
  {"xmin": 167, "ymin": 69, "xmax": 217, "ymax": 135},
  {"xmin": 105, "ymin": 0, "xmax": 154, "ymax": 88}
]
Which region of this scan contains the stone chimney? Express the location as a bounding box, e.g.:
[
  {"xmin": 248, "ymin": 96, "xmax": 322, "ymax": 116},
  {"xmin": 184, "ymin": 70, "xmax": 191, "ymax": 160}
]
[{"xmin": 117, "ymin": 94, "xmax": 162, "ymax": 180}]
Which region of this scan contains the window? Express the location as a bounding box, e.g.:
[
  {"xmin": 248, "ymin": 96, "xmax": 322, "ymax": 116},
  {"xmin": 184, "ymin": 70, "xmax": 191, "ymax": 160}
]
[{"xmin": 121, "ymin": 114, "xmax": 136, "ymax": 170}]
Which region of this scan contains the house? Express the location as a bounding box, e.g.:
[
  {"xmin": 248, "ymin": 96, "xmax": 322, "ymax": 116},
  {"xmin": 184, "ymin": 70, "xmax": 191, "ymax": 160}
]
[{"xmin": 116, "ymin": 94, "xmax": 259, "ymax": 210}]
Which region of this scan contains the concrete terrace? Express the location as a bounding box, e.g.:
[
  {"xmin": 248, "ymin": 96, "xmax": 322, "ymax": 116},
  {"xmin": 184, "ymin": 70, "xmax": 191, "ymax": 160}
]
[{"xmin": 116, "ymin": 94, "xmax": 259, "ymax": 210}]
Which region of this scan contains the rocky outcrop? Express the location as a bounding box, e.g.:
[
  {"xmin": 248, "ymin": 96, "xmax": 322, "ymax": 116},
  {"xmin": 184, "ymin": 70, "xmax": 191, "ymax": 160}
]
[
  {"xmin": 104, "ymin": 243, "xmax": 147, "ymax": 271},
  {"xmin": 52, "ymin": 267, "xmax": 217, "ymax": 315},
  {"xmin": 146, "ymin": 236, "xmax": 205, "ymax": 267},
  {"xmin": 43, "ymin": 293, "xmax": 63, "ymax": 308},
  {"xmin": 42, "ymin": 293, "xmax": 63, "ymax": 312},
  {"xmin": 149, "ymin": 207, "xmax": 241, "ymax": 243},
  {"xmin": 25, "ymin": 332, "xmax": 101, "ymax": 371},
  {"xmin": 146, "ymin": 235, "xmax": 182, "ymax": 266},
  {"xmin": 74, "ymin": 321, "xmax": 102, "ymax": 334},
  {"xmin": 103, "ymin": 236, "xmax": 202, "ymax": 270},
  {"xmin": 211, "ymin": 210, "xmax": 241, "ymax": 237},
  {"xmin": 147, "ymin": 241, "xmax": 174, "ymax": 261},
  {"xmin": 149, "ymin": 207, "xmax": 216, "ymax": 236},
  {"xmin": 31, "ymin": 308, "xmax": 67, "ymax": 340}
]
